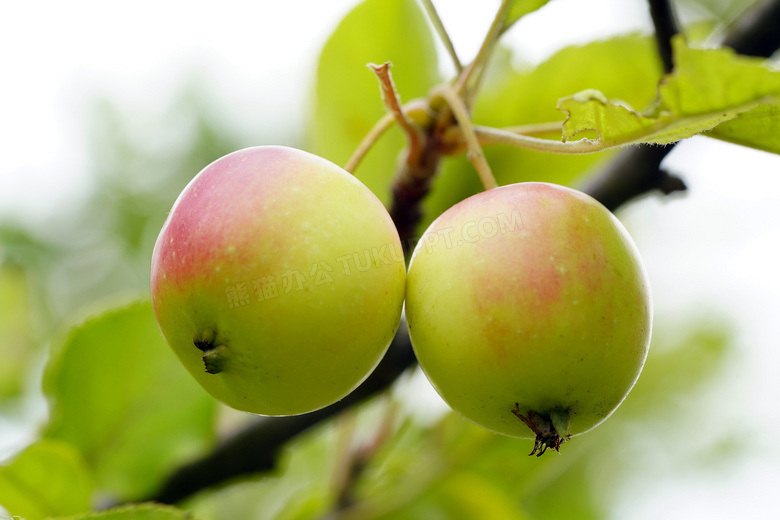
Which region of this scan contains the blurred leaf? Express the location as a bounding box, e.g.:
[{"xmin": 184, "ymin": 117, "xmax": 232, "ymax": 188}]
[
  {"xmin": 617, "ymin": 323, "xmax": 732, "ymax": 416},
  {"xmin": 0, "ymin": 224, "xmax": 58, "ymax": 271},
  {"xmin": 311, "ymin": 0, "xmax": 440, "ymax": 204},
  {"xmin": 519, "ymin": 451, "xmax": 601, "ymax": 520},
  {"xmin": 335, "ymin": 317, "xmax": 734, "ymax": 520},
  {"xmin": 49, "ymin": 503, "xmax": 201, "ymax": 520},
  {"xmin": 560, "ymin": 37, "xmax": 780, "ymax": 149},
  {"xmin": 680, "ymin": 0, "xmax": 759, "ymax": 29},
  {"xmin": 87, "ymin": 91, "xmax": 243, "ymax": 258},
  {"xmin": 421, "ymin": 35, "xmax": 661, "ymax": 230},
  {"xmin": 0, "ymin": 87, "xmax": 246, "ymax": 333},
  {"xmin": 706, "ymin": 103, "xmax": 780, "ymax": 154},
  {"xmin": 502, "ymin": 0, "xmax": 551, "ymax": 34},
  {"xmin": 0, "ymin": 440, "xmax": 93, "ymax": 520},
  {"xmin": 0, "ymin": 264, "xmax": 36, "ymax": 398},
  {"xmin": 186, "ymin": 417, "xmax": 340, "ymax": 520},
  {"xmin": 432, "ymin": 472, "xmax": 533, "ymax": 520},
  {"xmin": 43, "ymin": 301, "xmax": 217, "ymax": 500}
]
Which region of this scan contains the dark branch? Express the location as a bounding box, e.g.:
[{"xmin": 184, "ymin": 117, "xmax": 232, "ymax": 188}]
[
  {"xmin": 578, "ymin": 145, "xmax": 685, "ymax": 212},
  {"xmin": 648, "ymin": 0, "xmax": 679, "ymax": 73},
  {"xmin": 390, "ymin": 144, "xmax": 443, "ymax": 255},
  {"xmin": 143, "ymin": 326, "xmax": 416, "ymax": 505},
  {"xmin": 136, "ymin": 0, "xmax": 780, "ymax": 506},
  {"xmin": 723, "ymin": 0, "xmax": 780, "ymax": 57},
  {"xmin": 580, "ymin": 0, "xmax": 780, "ymax": 210}
]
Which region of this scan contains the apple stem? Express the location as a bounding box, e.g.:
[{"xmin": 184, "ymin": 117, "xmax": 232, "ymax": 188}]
[
  {"xmin": 432, "ymin": 85, "xmax": 499, "ymax": 190},
  {"xmin": 444, "ymin": 121, "xmax": 564, "ymax": 156},
  {"xmin": 472, "ymin": 125, "xmax": 603, "ymax": 154},
  {"xmin": 511, "ymin": 404, "xmax": 571, "ymax": 457},
  {"xmin": 344, "ymin": 112, "xmax": 396, "ymax": 174},
  {"xmin": 454, "ymin": 0, "xmax": 512, "ymax": 100},
  {"xmin": 368, "ymin": 62, "xmax": 427, "ymax": 166},
  {"xmin": 420, "ymin": 0, "xmax": 463, "ymax": 74}
]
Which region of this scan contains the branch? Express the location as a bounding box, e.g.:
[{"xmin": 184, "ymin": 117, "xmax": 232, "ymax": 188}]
[
  {"xmin": 432, "ymin": 86, "xmax": 498, "ymax": 190},
  {"xmin": 580, "ymin": 0, "xmax": 780, "ymax": 210},
  {"xmin": 454, "ymin": 0, "xmax": 512, "ymax": 97},
  {"xmin": 369, "ymin": 63, "xmax": 426, "ymax": 165},
  {"xmin": 421, "ymin": 0, "xmax": 463, "ymax": 73},
  {"xmin": 388, "ymin": 145, "xmax": 443, "ymax": 255},
  {"xmin": 473, "ymin": 125, "xmax": 602, "ymax": 154},
  {"xmin": 648, "ymin": 0, "xmax": 679, "ymax": 74},
  {"xmin": 344, "ymin": 113, "xmax": 396, "ymax": 173},
  {"xmin": 577, "ymin": 145, "xmax": 685, "ymax": 212},
  {"xmin": 142, "ymin": 326, "xmax": 416, "ymax": 505},
  {"xmin": 723, "ymin": 0, "xmax": 780, "ymax": 57}
]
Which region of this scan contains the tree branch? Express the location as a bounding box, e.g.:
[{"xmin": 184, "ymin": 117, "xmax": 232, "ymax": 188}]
[
  {"xmin": 143, "ymin": 325, "xmax": 416, "ymax": 505},
  {"xmin": 648, "ymin": 0, "xmax": 679, "ymax": 74},
  {"xmin": 723, "ymin": 0, "xmax": 780, "ymax": 57},
  {"xmin": 136, "ymin": 0, "xmax": 780, "ymax": 506},
  {"xmin": 577, "ymin": 145, "xmax": 685, "ymax": 212},
  {"xmin": 432, "ymin": 86, "xmax": 498, "ymax": 190},
  {"xmin": 420, "ymin": 0, "xmax": 463, "ymax": 74},
  {"xmin": 454, "ymin": 0, "xmax": 512, "ymax": 97},
  {"xmin": 344, "ymin": 113, "xmax": 396, "ymax": 174},
  {"xmin": 579, "ymin": 0, "xmax": 780, "ymax": 210},
  {"xmin": 369, "ymin": 62, "xmax": 426, "ymax": 165}
]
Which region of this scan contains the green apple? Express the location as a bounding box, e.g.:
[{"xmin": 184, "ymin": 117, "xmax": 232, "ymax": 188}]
[
  {"xmin": 405, "ymin": 182, "xmax": 651, "ymax": 453},
  {"xmin": 151, "ymin": 146, "xmax": 406, "ymax": 416}
]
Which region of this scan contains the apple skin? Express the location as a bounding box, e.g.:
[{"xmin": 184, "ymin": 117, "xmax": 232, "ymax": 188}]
[
  {"xmin": 405, "ymin": 182, "xmax": 651, "ymax": 439},
  {"xmin": 151, "ymin": 146, "xmax": 406, "ymax": 416}
]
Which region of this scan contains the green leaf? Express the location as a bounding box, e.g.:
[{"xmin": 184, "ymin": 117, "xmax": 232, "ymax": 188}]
[
  {"xmin": 433, "ymin": 472, "xmax": 533, "ymax": 520},
  {"xmin": 503, "ymin": 0, "xmax": 552, "ymax": 34},
  {"xmin": 48, "ymin": 503, "xmax": 201, "ymax": 520},
  {"xmin": 0, "ymin": 264, "xmax": 37, "ymax": 398},
  {"xmin": 43, "ymin": 301, "xmax": 217, "ymax": 500},
  {"xmin": 617, "ymin": 323, "xmax": 732, "ymax": 417},
  {"xmin": 186, "ymin": 413, "xmax": 342, "ymax": 520},
  {"xmin": 558, "ymin": 90, "xmax": 673, "ymax": 145},
  {"xmin": 559, "ymin": 36, "xmax": 780, "ymax": 149},
  {"xmin": 420, "ymin": 35, "xmax": 661, "ymax": 231},
  {"xmin": 0, "ymin": 440, "xmax": 93, "ymax": 520},
  {"xmin": 706, "ymin": 103, "xmax": 780, "ymax": 154},
  {"xmin": 310, "ymin": 0, "xmax": 440, "ymax": 204}
]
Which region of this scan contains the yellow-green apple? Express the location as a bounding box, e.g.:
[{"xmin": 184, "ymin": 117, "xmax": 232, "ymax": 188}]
[
  {"xmin": 405, "ymin": 182, "xmax": 651, "ymax": 454},
  {"xmin": 151, "ymin": 146, "xmax": 406, "ymax": 416}
]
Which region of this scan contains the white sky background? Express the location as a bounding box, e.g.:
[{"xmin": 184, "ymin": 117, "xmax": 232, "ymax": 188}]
[{"xmin": 1, "ymin": 0, "xmax": 780, "ymax": 518}]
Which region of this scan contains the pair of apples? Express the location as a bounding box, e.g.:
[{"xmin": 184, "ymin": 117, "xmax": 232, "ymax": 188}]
[{"xmin": 150, "ymin": 146, "xmax": 651, "ymax": 448}]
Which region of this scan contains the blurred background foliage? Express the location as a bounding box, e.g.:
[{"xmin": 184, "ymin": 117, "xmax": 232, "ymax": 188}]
[{"xmin": 0, "ymin": 0, "xmax": 774, "ymax": 518}]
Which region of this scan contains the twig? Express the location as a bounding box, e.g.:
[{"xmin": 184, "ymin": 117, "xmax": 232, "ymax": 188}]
[
  {"xmin": 454, "ymin": 0, "xmax": 512, "ymax": 97},
  {"xmin": 331, "ymin": 399, "xmax": 398, "ymax": 513},
  {"xmin": 140, "ymin": 328, "xmax": 416, "ymax": 505},
  {"xmin": 369, "ymin": 63, "xmax": 426, "ymax": 165},
  {"xmin": 332, "ymin": 411, "xmax": 359, "ymax": 510},
  {"xmin": 445, "ymin": 121, "xmax": 563, "ymax": 154},
  {"xmin": 577, "ymin": 145, "xmax": 685, "ymax": 212},
  {"xmin": 723, "ymin": 0, "xmax": 780, "ymax": 56},
  {"xmin": 648, "ymin": 0, "xmax": 679, "ymax": 74},
  {"xmin": 344, "ymin": 113, "xmax": 396, "ymax": 173},
  {"xmin": 389, "ymin": 141, "xmax": 443, "ymax": 255},
  {"xmin": 420, "ymin": 0, "xmax": 463, "ymax": 73},
  {"xmin": 433, "ymin": 86, "xmax": 498, "ymax": 190},
  {"xmin": 501, "ymin": 121, "xmax": 563, "ymax": 136},
  {"xmin": 473, "ymin": 125, "xmax": 602, "ymax": 154},
  {"xmin": 582, "ymin": 0, "xmax": 780, "ymax": 210}
]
